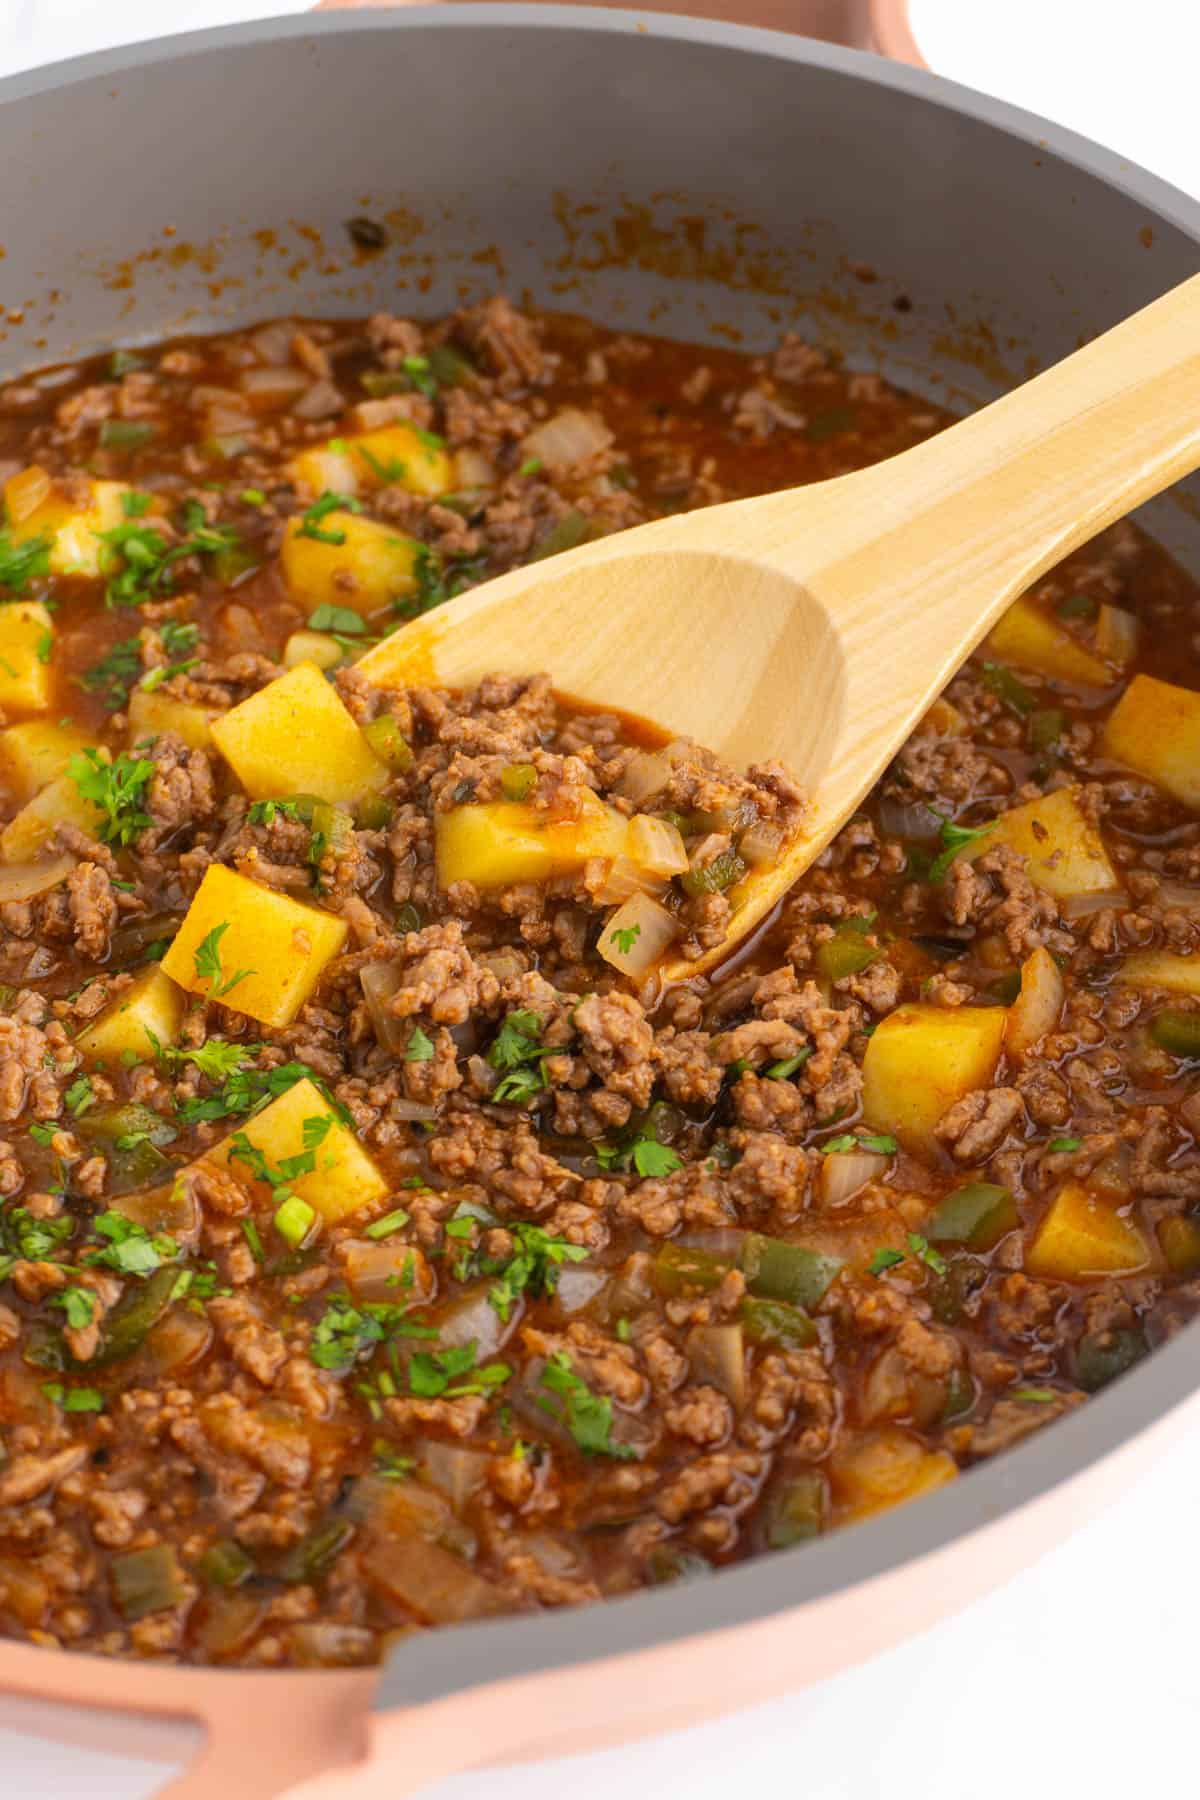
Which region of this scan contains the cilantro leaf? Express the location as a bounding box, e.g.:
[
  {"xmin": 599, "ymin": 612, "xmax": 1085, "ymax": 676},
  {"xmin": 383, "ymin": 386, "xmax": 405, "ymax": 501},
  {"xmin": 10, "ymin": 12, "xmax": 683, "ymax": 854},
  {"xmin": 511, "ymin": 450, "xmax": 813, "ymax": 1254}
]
[
  {"xmin": 296, "ymin": 492, "xmax": 362, "ymax": 545},
  {"xmin": 609, "ymin": 923, "xmax": 642, "ymax": 956},
  {"xmin": 868, "ymin": 1248, "xmax": 906, "ymax": 1277},
  {"xmin": 85, "ymin": 1210, "xmax": 178, "ymax": 1278},
  {"xmin": 927, "ymin": 813, "xmax": 995, "ymax": 884},
  {"xmin": 484, "ymin": 1223, "xmax": 589, "ymax": 1321},
  {"xmin": 42, "ymin": 1383, "xmax": 104, "ymax": 1413},
  {"xmin": 308, "ymin": 603, "xmax": 366, "ymax": 635},
  {"xmin": 191, "ymin": 923, "xmax": 255, "ymax": 1000},
  {"xmin": 51, "ymin": 1287, "xmax": 96, "ymax": 1329},
  {"xmin": 906, "ymin": 1231, "xmax": 948, "ymax": 1276},
  {"xmin": 408, "ymin": 1341, "xmax": 511, "ymax": 1399},
  {"xmin": 405, "ymin": 1025, "xmax": 435, "ymax": 1063},
  {"xmin": 538, "ymin": 1352, "xmax": 637, "ymax": 1460},
  {"xmin": 67, "ymin": 748, "xmax": 155, "ymax": 847},
  {"xmin": 632, "ymin": 1138, "xmax": 682, "ymax": 1178},
  {"xmin": 0, "ymin": 528, "xmax": 52, "ymax": 594},
  {"xmin": 80, "ymin": 635, "xmax": 143, "ymax": 709}
]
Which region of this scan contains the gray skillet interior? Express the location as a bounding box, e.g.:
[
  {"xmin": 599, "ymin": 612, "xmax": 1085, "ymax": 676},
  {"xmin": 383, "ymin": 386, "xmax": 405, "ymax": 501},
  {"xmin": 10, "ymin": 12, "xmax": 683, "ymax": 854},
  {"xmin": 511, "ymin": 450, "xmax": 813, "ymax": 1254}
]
[{"xmin": 0, "ymin": 2, "xmax": 1198, "ymax": 1714}]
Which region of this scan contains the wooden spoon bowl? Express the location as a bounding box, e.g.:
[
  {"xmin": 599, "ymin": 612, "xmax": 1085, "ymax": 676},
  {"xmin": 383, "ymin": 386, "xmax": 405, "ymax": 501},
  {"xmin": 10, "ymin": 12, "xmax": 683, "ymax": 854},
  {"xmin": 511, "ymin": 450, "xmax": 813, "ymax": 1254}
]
[{"xmin": 359, "ymin": 272, "xmax": 1200, "ymax": 982}]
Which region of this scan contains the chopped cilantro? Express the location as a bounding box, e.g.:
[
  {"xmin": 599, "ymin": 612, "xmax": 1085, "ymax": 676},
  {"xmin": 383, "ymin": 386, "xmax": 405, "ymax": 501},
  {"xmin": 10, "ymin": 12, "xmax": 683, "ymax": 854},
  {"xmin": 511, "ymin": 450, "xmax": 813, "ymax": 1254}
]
[
  {"xmin": 241, "ymin": 488, "xmax": 266, "ymax": 508},
  {"xmin": 405, "ymin": 1025, "xmax": 435, "ymax": 1063},
  {"xmin": 34, "ymin": 629, "xmax": 53, "ymax": 665},
  {"xmin": 1011, "ymin": 1387, "xmax": 1057, "ymax": 1403},
  {"xmin": 1047, "ymin": 1136, "xmax": 1082, "ymax": 1153},
  {"xmin": 408, "ymin": 1342, "xmax": 510, "ymax": 1399},
  {"xmin": 394, "ymin": 545, "xmax": 486, "ymax": 621},
  {"xmin": 51, "ymin": 1287, "xmax": 96, "ymax": 1330},
  {"xmin": 296, "ymin": 492, "xmax": 362, "ymax": 545},
  {"xmin": 927, "ymin": 814, "xmax": 995, "ymax": 884},
  {"xmin": 609, "ymin": 923, "xmax": 642, "ymax": 956},
  {"xmin": 868, "ymin": 1248, "xmax": 906, "ymax": 1277},
  {"xmin": 0, "ymin": 528, "xmax": 51, "ymax": 595},
  {"xmin": 80, "ymin": 635, "xmax": 143, "ymax": 710},
  {"xmin": 28, "ymin": 1121, "xmax": 58, "ymax": 1147},
  {"xmin": 241, "ymin": 1219, "xmax": 265, "ymax": 1263},
  {"xmin": 308, "ymin": 603, "xmax": 366, "ymax": 635},
  {"xmin": 484, "ymin": 1224, "xmax": 589, "ymax": 1321},
  {"xmin": 64, "ymin": 1076, "xmax": 96, "ymax": 1117},
  {"xmin": 42, "ymin": 1383, "xmax": 104, "ymax": 1413},
  {"xmin": 517, "ymin": 456, "xmax": 543, "ymax": 477},
  {"xmin": 246, "ymin": 797, "xmax": 304, "ymax": 827},
  {"xmin": 191, "ymin": 923, "xmax": 255, "ymax": 1000},
  {"xmin": 487, "ymin": 1009, "xmax": 554, "ymax": 1105},
  {"xmin": 85, "ymin": 1211, "xmax": 177, "ymax": 1278},
  {"xmin": 67, "ymin": 748, "xmax": 155, "ymax": 847},
  {"xmin": 309, "ymin": 1294, "xmax": 427, "ymax": 1371},
  {"xmin": 538, "ymin": 1352, "xmax": 636, "ymax": 1460},
  {"xmin": 906, "ymin": 1232, "xmax": 948, "ymax": 1276},
  {"xmin": 631, "ymin": 1138, "xmax": 682, "ymax": 1178}
]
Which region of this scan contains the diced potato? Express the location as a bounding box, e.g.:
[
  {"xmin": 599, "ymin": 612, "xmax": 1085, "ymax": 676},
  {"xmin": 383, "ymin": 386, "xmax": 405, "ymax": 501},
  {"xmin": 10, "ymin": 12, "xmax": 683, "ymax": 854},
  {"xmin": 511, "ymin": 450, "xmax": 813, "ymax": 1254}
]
[
  {"xmin": 207, "ymin": 1076, "xmax": 386, "ymax": 1224},
  {"xmin": 985, "ymin": 596, "xmax": 1111, "ymax": 686},
  {"xmin": 0, "ymin": 765, "xmax": 103, "ymax": 863},
  {"xmin": 1026, "ymin": 1183, "xmax": 1151, "ymax": 1280},
  {"xmin": 1101, "ymin": 673, "xmax": 1200, "ymax": 808},
  {"xmin": 861, "ymin": 1003, "xmax": 1007, "ymax": 1155},
  {"xmin": 965, "ymin": 787, "xmax": 1118, "ymax": 899},
  {"xmin": 288, "ymin": 424, "xmax": 451, "ymax": 501},
  {"xmin": 75, "ymin": 964, "xmax": 185, "ymax": 1064},
  {"xmin": 1115, "ymin": 948, "xmax": 1200, "ymax": 995},
  {"xmin": 830, "ymin": 1426, "xmax": 958, "ymax": 1523},
  {"xmin": 0, "ymin": 603, "xmax": 54, "ymax": 716},
  {"xmin": 0, "ymin": 719, "xmax": 90, "ymax": 801},
  {"xmin": 279, "ymin": 512, "xmax": 422, "ymax": 617},
  {"xmin": 435, "ymin": 792, "xmax": 630, "ymax": 890},
  {"xmin": 4, "ymin": 466, "xmax": 129, "ymax": 577},
  {"xmin": 1006, "ymin": 945, "xmax": 1065, "ymax": 1055},
  {"xmin": 160, "ymin": 863, "xmax": 348, "ymax": 1028},
  {"xmin": 210, "ymin": 661, "xmax": 386, "ymax": 806},
  {"xmin": 283, "ymin": 629, "xmax": 343, "ymax": 672},
  {"xmin": 127, "ymin": 686, "xmax": 218, "ymax": 752}
]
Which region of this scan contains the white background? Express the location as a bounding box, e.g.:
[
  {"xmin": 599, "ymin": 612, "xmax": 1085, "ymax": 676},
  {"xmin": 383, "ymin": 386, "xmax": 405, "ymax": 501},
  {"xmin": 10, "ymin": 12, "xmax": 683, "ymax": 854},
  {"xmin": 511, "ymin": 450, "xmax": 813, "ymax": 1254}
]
[{"xmin": 2, "ymin": 2, "xmax": 1200, "ymax": 1795}]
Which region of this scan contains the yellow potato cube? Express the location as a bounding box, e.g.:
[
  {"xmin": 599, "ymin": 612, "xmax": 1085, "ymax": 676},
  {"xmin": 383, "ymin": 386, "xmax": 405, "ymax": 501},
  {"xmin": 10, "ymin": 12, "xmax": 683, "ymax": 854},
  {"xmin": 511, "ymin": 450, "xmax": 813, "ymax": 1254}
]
[
  {"xmin": 283, "ymin": 630, "xmax": 343, "ymax": 672},
  {"xmin": 1101, "ymin": 673, "xmax": 1200, "ymax": 808},
  {"xmin": 435, "ymin": 793, "xmax": 630, "ymax": 890},
  {"xmin": 985, "ymin": 597, "xmax": 1111, "ymax": 687},
  {"xmin": 966, "ymin": 786, "xmax": 1118, "ymax": 899},
  {"xmin": 1026, "ymin": 1183, "xmax": 1150, "ymax": 1280},
  {"xmin": 917, "ymin": 697, "xmax": 968, "ymax": 738},
  {"xmin": 0, "ymin": 719, "xmax": 90, "ymax": 801},
  {"xmin": 4, "ymin": 466, "xmax": 129, "ymax": 578},
  {"xmin": 0, "ymin": 765, "xmax": 103, "ymax": 863},
  {"xmin": 127, "ymin": 686, "xmax": 218, "ymax": 752},
  {"xmin": 207, "ymin": 1076, "xmax": 386, "ymax": 1224},
  {"xmin": 1115, "ymin": 948, "xmax": 1200, "ymax": 995},
  {"xmin": 289, "ymin": 424, "xmax": 451, "ymax": 501},
  {"xmin": 830, "ymin": 1427, "xmax": 958, "ymax": 1523},
  {"xmin": 0, "ymin": 603, "xmax": 54, "ymax": 717},
  {"xmin": 160, "ymin": 863, "xmax": 348, "ymax": 1028},
  {"xmin": 861, "ymin": 1002, "xmax": 1007, "ymax": 1155},
  {"xmin": 279, "ymin": 512, "xmax": 422, "ymax": 617},
  {"xmin": 75, "ymin": 964, "xmax": 185, "ymax": 1064},
  {"xmin": 210, "ymin": 661, "xmax": 386, "ymax": 806}
]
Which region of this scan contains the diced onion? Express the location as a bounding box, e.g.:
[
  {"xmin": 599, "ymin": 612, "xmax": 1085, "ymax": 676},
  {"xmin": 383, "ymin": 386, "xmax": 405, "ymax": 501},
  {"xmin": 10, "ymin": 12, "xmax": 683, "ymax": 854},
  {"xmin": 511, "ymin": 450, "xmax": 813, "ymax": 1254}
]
[
  {"xmin": 238, "ymin": 365, "xmax": 310, "ymax": 403},
  {"xmin": 876, "ymin": 796, "xmax": 943, "ymax": 842},
  {"xmin": 686, "ymin": 1323, "xmax": 746, "ymax": 1408},
  {"xmin": 249, "ymin": 320, "xmax": 298, "ymax": 365},
  {"xmin": 1156, "ymin": 883, "xmax": 1200, "ymax": 910},
  {"xmin": 819, "ymin": 1149, "xmax": 889, "ymax": 1208},
  {"xmin": 598, "ymin": 891, "xmax": 678, "ymax": 977},
  {"xmin": 738, "ymin": 819, "xmax": 786, "ymax": 867},
  {"xmin": 436, "ymin": 1286, "xmax": 509, "ymax": 1359},
  {"xmin": 553, "ymin": 1267, "xmax": 610, "ymax": 1316},
  {"xmin": 628, "ymin": 813, "xmax": 689, "ymax": 877},
  {"xmin": 1061, "ymin": 890, "xmax": 1125, "ymax": 919},
  {"xmin": 389, "ymin": 1097, "xmax": 439, "ymax": 1124},
  {"xmin": 1096, "ymin": 604, "xmax": 1139, "ymax": 667},
  {"xmin": 418, "ymin": 1441, "xmax": 490, "ymax": 1510},
  {"xmin": 476, "ymin": 949, "xmax": 526, "ymax": 982},
  {"xmin": 292, "ymin": 380, "xmax": 344, "ymax": 420},
  {"xmin": 359, "ymin": 962, "xmax": 409, "ymax": 1054},
  {"xmin": 343, "ymin": 1240, "xmax": 432, "ymax": 1303},
  {"xmin": 0, "ymin": 853, "xmax": 74, "ymax": 903},
  {"xmin": 592, "ymin": 856, "xmax": 668, "ymax": 906},
  {"xmin": 615, "ymin": 750, "xmax": 673, "ymax": 806},
  {"xmin": 453, "ymin": 447, "xmax": 497, "ymax": 490},
  {"xmin": 1006, "ymin": 945, "xmax": 1065, "ymax": 1054},
  {"xmin": 521, "ymin": 407, "xmax": 613, "ymax": 473}
]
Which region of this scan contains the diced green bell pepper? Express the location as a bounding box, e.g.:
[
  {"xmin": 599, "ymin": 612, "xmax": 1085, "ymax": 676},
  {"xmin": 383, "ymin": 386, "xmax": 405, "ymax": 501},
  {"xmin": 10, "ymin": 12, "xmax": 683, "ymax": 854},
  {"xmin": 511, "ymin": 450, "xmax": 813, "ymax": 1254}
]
[
  {"xmin": 740, "ymin": 1234, "xmax": 842, "ymax": 1309},
  {"xmin": 927, "ymin": 1182, "xmax": 1019, "ymax": 1253}
]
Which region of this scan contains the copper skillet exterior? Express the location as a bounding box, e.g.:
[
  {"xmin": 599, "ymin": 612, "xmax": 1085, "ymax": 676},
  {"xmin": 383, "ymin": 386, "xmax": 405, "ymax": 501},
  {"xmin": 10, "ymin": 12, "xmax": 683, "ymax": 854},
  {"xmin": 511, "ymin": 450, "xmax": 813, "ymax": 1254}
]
[{"xmin": 0, "ymin": 7, "xmax": 1198, "ymax": 1795}]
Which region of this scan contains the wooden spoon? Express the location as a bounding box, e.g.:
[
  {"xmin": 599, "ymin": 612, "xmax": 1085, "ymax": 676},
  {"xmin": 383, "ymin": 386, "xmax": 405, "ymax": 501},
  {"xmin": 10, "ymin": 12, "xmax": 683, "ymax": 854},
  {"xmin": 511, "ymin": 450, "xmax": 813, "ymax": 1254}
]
[{"xmin": 359, "ymin": 273, "xmax": 1200, "ymax": 984}]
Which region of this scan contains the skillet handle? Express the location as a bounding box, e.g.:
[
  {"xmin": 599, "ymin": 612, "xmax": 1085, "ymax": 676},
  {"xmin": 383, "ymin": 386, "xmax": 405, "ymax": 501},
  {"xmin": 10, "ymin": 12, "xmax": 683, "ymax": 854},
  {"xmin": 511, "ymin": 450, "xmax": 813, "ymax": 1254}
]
[
  {"xmin": 142, "ymin": 1669, "xmax": 375, "ymax": 1800},
  {"xmin": 308, "ymin": 0, "xmax": 899, "ymax": 56}
]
